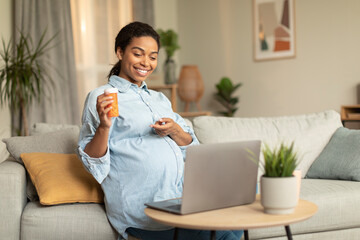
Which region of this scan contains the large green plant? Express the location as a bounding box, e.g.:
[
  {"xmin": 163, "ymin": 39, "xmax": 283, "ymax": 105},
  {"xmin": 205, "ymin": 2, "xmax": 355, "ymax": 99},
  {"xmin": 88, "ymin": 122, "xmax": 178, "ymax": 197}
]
[
  {"xmin": 214, "ymin": 77, "xmax": 242, "ymax": 117},
  {"xmin": 0, "ymin": 30, "xmax": 57, "ymax": 136},
  {"xmin": 261, "ymin": 143, "xmax": 299, "ymax": 177},
  {"xmin": 157, "ymin": 29, "xmax": 180, "ymax": 61}
]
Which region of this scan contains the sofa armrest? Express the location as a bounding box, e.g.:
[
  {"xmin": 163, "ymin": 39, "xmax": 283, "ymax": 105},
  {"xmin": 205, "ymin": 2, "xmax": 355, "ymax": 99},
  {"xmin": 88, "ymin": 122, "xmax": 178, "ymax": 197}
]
[{"xmin": 0, "ymin": 158, "xmax": 27, "ymax": 240}]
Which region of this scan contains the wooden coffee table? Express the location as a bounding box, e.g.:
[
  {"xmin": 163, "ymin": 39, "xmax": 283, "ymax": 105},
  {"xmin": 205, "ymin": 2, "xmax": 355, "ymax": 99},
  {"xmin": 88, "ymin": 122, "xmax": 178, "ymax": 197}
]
[{"xmin": 145, "ymin": 195, "xmax": 318, "ymax": 240}]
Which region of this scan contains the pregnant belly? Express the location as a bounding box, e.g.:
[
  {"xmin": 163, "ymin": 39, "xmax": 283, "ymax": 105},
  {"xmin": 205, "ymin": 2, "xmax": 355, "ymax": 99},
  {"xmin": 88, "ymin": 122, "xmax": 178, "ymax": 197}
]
[
  {"xmin": 109, "ymin": 134, "xmax": 181, "ymax": 185},
  {"xmin": 103, "ymin": 135, "xmax": 183, "ymax": 222}
]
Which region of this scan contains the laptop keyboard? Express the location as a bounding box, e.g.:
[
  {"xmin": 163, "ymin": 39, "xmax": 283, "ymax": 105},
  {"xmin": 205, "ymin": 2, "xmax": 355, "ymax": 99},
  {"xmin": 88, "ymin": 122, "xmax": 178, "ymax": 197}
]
[{"xmin": 167, "ymin": 204, "xmax": 181, "ymax": 211}]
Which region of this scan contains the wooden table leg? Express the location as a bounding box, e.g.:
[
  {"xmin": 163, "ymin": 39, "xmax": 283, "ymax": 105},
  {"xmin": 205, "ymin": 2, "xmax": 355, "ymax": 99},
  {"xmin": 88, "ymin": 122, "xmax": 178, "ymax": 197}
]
[
  {"xmin": 244, "ymin": 230, "xmax": 249, "ymax": 240},
  {"xmin": 285, "ymin": 226, "xmax": 293, "ymax": 240},
  {"xmin": 173, "ymin": 227, "xmax": 179, "ymax": 240}
]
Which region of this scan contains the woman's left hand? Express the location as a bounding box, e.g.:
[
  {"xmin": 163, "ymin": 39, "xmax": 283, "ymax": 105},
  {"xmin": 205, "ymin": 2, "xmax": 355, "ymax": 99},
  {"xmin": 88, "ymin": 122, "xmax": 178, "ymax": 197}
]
[
  {"xmin": 150, "ymin": 118, "xmax": 192, "ymax": 146},
  {"xmin": 150, "ymin": 118, "xmax": 180, "ymax": 137}
]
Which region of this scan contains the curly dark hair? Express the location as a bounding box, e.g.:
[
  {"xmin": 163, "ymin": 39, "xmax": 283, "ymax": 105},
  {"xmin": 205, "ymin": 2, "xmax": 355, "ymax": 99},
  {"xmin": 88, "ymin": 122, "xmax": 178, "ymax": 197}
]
[{"xmin": 107, "ymin": 22, "xmax": 160, "ymax": 79}]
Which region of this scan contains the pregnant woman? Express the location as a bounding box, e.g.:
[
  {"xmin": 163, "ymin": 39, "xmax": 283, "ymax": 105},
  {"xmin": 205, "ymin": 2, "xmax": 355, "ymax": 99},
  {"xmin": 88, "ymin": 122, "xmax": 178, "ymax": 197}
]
[{"xmin": 77, "ymin": 21, "xmax": 242, "ymax": 240}]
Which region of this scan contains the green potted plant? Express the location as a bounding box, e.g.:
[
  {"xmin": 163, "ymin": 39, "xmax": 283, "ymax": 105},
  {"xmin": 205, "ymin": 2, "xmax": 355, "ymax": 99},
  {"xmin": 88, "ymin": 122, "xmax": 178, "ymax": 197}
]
[
  {"xmin": 157, "ymin": 29, "xmax": 180, "ymax": 84},
  {"xmin": 214, "ymin": 77, "xmax": 242, "ymax": 117},
  {"xmin": 259, "ymin": 142, "xmax": 300, "ymax": 214},
  {"xmin": 0, "ymin": 30, "xmax": 57, "ymax": 136}
]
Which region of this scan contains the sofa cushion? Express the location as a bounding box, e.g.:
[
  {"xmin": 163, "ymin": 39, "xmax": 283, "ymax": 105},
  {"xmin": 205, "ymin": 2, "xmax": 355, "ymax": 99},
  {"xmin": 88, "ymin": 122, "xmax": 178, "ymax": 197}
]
[
  {"xmin": 2, "ymin": 128, "xmax": 79, "ymax": 164},
  {"xmin": 249, "ymin": 179, "xmax": 360, "ymax": 239},
  {"xmin": 306, "ymin": 127, "xmax": 360, "ymax": 181},
  {"xmin": 193, "ymin": 110, "xmax": 342, "ymax": 178},
  {"xmin": 3, "ymin": 128, "xmax": 80, "ymax": 201},
  {"xmin": 21, "ymin": 152, "xmax": 103, "ymax": 205},
  {"xmin": 21, "ymin": 201, "xmax": 118, "ymax": 240},
  {"xmin": 30, "ymin": 122, "xmax": 80, "ymax": 136}
]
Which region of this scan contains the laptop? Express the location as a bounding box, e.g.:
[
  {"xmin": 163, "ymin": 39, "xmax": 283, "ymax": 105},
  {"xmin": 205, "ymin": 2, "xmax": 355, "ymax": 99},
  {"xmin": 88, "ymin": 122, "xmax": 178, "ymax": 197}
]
[{"xmin": 145, "ymin": 140, "xmax": 261, "ymax": 215}]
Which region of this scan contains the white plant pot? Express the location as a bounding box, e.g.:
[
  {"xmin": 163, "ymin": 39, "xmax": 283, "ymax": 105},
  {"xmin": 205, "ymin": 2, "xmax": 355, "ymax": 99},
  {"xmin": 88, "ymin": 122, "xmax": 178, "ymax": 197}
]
[{"xmin": 260, "ymin": 176, "xmax": 298, "ymax": 214}]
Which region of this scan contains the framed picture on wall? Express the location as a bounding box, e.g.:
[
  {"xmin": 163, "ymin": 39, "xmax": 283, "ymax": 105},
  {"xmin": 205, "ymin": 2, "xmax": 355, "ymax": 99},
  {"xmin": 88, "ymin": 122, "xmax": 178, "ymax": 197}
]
[{"xmin": 253, "ymin": 0, "xmax": 296, "ymax": 61}]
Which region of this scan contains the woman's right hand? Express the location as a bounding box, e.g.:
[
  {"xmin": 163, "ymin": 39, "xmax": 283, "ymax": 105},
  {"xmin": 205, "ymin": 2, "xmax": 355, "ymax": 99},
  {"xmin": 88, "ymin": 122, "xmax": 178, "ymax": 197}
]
[
  {"xmin": 96, "ymin": 93, "xmax": 114, "ymax": 129},
  {"xmin": 84, "ymin": 93, "xmax": 113, "ymax": 158}
]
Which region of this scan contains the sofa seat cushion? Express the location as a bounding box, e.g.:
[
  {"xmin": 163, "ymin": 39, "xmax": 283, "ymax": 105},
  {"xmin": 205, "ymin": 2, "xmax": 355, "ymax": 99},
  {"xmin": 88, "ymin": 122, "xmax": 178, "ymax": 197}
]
[
  {"xmin": 21, "ymin": 202, "xmax": 118, "ymax": 240},
  {"xmin": 249, "ymin": 179, "xmax": 360, "ymax": 239}
]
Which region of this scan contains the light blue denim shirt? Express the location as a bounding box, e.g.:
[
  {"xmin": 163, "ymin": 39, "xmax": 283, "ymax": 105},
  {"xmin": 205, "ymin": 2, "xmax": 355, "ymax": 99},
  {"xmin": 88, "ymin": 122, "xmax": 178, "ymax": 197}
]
[{"xmin": 77, "ymin": 75, "xmax": 199, "ymax": 239}]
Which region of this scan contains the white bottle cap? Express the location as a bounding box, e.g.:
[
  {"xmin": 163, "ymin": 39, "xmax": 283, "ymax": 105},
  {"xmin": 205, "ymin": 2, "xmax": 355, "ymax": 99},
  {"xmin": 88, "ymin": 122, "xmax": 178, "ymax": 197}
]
[{"xmin": 104, "ymin": 88, "xmax": 118, "ymax": 94}]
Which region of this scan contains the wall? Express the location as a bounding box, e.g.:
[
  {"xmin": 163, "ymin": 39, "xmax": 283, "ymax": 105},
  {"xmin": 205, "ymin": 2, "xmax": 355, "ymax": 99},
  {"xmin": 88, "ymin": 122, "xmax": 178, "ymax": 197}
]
[
  {"xmin": 151, "ymin": 0, "xmax": 179, "ymax": 86},
  {"xmin": 2, "ymin": 1, "xmax": 359, "ymax": 122},
  {"xmin": 0, "ymin": 0, "xmax": 11, "ymax": 161},
  {"xmin": 177, "ymin": 0, "xmax": 360, "ymax": 117}
]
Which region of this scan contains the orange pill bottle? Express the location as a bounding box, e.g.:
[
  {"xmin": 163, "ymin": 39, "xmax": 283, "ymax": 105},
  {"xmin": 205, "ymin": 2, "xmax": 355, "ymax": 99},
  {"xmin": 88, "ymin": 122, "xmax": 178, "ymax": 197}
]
[{"xmin": 104, "ymin": 88, "xmax": 119, "ymax": 117}]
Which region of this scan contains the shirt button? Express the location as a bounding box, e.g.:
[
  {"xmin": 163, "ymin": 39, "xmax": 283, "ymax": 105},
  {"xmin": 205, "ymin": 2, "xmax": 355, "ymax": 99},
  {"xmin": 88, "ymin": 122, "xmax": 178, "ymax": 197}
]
[
  {"xmin": 137, "ymin": 90, "xmax": 140, "ymax": 93},
  {"xmin": 146, "ymin": 102, "xmax": 149, "ymax": 105},
  {"xmin": 176, "ymin": 153, "xmax": 179, "ymax": 156}
]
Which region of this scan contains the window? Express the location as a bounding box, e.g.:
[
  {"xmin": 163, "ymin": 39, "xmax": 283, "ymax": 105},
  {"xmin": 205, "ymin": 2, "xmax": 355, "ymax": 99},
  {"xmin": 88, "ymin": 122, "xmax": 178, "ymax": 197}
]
[{"xmin": 70, "ymin": 0, "xmax": 133, "ymax": 109}]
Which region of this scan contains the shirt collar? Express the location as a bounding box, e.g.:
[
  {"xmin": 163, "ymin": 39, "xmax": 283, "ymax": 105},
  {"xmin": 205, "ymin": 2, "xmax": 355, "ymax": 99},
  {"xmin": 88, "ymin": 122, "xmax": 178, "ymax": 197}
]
[{"xmin": 108, "ymin": 75, "xmax": 150, "ymax": 94}]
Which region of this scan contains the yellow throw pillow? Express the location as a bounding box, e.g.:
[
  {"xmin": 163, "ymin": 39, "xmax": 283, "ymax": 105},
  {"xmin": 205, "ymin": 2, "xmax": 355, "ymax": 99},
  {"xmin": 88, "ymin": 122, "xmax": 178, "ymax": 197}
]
[{"xmin": 20, "ymin": 152, "xmax": 104, "ymax": 205}]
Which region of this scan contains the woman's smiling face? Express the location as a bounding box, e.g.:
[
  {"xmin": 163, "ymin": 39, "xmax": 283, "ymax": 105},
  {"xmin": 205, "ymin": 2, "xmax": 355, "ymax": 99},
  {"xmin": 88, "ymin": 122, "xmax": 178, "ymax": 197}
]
[{"xmin": 117, "ymin": 36, "xmax": 159, "ymax": 86}]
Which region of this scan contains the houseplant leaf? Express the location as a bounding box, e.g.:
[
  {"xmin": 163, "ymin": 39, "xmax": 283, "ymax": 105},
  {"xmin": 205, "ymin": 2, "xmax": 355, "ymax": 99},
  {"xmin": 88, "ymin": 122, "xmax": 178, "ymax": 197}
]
[
  {"xmin": 214, "ymin": 77, "xmax": 242, "ymax": 117},
  {"xmin": 0, "ymin": 29, "xmax": 58, "ymax": 135}
]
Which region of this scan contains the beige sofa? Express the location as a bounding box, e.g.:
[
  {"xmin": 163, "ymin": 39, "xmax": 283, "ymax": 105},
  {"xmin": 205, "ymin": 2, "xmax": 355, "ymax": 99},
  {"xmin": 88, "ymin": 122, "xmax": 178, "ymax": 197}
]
[{"xmin": 1, "ymin": 110, "xmax": 360, "ymax": 240}]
